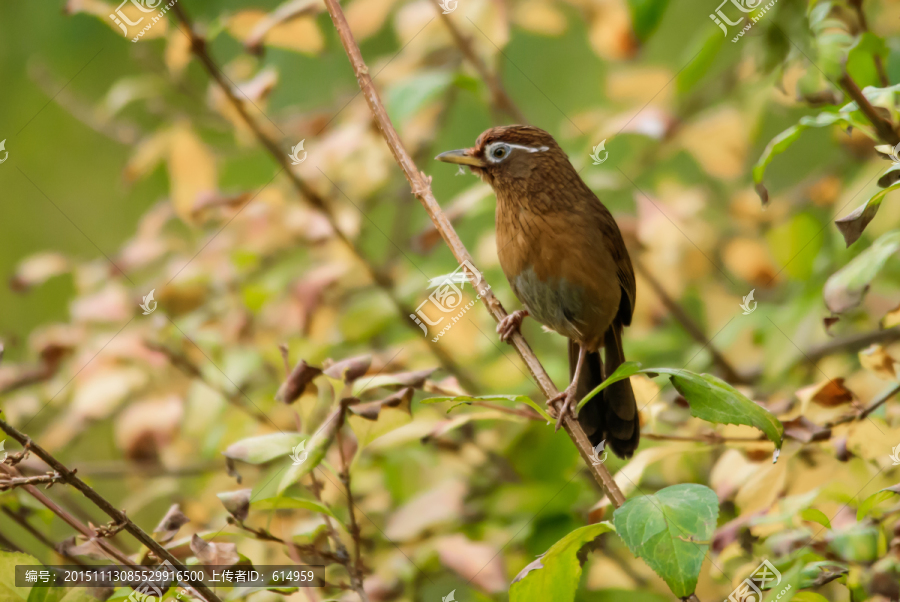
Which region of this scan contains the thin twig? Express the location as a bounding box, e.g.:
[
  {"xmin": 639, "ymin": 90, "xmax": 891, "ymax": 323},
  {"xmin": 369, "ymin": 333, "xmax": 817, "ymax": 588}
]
[
  {"xmin": 801, "ymin": 327, "xmax": 900, "ymax": 365},
  {"xmin": 0, "ymin": 471, "xmax": 63, "ymax": 491},
  {"xmin": 432, "ymin": 24, "xmax": 743, "ymax": 385},
  {"xmin": 0, "ymin": 419, "xmax": 222, "ymax": 602},
  {"xmin": 230, "ymin": 520, "xmax": 346, "ymax": 565},
  {"xmin": 437, "ymin": 12, "xmax": 526, "ymax": 123},
  {"xmin": 825, "ymin": 381, "xmax": 900, "ymax": 427},
  {"xmin": 335, "ymin": 410, "xmax": 366, "ymax": 596},
  {"xmin": 168, "ymin": 4, "xmax": 477, "ymax": 394},
  {"xmin": 321, "ymin": 0, "xmax": 626, "ymax": 507},
  {"xmin": 1, "ymin": 506, "xmax": 85, "ymax": 564},
  {"xmin": 848, "ymin": 0, "xmax": 889, "ymax": 86},
  {"xmin": 839, "ymin": 72, "xmax": 899, "ymax": 144}
]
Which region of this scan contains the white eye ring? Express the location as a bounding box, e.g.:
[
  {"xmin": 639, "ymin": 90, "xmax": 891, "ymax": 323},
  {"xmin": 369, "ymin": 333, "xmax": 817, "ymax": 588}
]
[
  {"xmin": 487, "ymin": 143, "xmax": 510, "ymax": 162},
  {"xmin": 485, "ymin": 141, "xmax": 549, "ymax": 163}
]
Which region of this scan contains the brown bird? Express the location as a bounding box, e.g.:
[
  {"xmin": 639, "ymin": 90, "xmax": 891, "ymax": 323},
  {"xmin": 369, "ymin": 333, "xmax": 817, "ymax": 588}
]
[{"xmin": 436, "ymin": 125, "xmax": 639, "ymax": 458}]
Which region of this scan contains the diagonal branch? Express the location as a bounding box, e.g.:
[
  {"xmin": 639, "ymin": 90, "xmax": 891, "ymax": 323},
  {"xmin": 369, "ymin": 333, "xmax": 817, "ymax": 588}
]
[
  {"xmin": 0, "ymin": 419, "xmax": 222, "ymax": 602},
  {"xmin": 321, "ymin": 0, "xmax": 625, "ymax": 506},
  {"xmin": 839, "ymin": 72, "xmax": 899, "ymax": 145},
  {"xmin": 435, "ymin": 20, "xmax": 745, "ymax": 384},
  {"xmin": 167, "ymin": 4, "xmax": 477, "ymax": 393}
]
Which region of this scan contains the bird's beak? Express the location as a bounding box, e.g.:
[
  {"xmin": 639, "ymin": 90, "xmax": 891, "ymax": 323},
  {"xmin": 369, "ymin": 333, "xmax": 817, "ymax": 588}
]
[{"xmin": 435, "ymin": 148, "xmax": 484, "ymax": 167}]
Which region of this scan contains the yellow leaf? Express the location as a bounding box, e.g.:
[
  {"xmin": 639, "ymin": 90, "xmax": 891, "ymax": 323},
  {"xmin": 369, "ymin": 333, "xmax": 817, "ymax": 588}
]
[
  {"xmin": 165, "ymin": 26, "xmax": 192, "ymax": 75},
  {"xmin": 346, "ymin": 0, "xmax": 398, "ymax": 40},
  {"xmin": 228, "ymin": 10, "xmax": 323, "ymax": 54},
  {"xmin": 588, "ymin": 0, "xmax": 636, "ymax": 60},
  {"xmin": 514, "ymin": 0, "xmax": 567, "ymax": 36},
  {"xmin": 858, "ymin": 344, "xmax": 898, "ymax": 380},
  {"xmin": 167, "ymin": 124, "xmax": 217, "ymax": 221},
  {"xmin": 679, "ymin": 107, "xmax": 748, "ymax": 179},
  {"xmin": 125, "ymin": 130, "xmax": 170, "ymax": 182}
]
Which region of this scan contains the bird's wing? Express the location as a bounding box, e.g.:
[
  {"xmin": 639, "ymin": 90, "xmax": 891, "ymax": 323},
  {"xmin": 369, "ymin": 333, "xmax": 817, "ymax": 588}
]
[{"xmin": 599, "ymin": 215, "xmax": 635, "ymax": 325}]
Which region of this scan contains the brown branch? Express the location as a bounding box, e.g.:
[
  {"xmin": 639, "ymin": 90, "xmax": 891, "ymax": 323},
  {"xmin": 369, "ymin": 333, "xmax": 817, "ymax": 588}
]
[
  {"xmin": 0, "ymin": 465, "xmax": 136, "ymax": 568},
  {"xmin": 437, "ymin": 12, "xmax": 526, "ymax": 123},
  {"xmin": 0, "ymin": 471, "xmax": 63, "ymax": 491},
  {"xmin": 848, "ymin": 0, "xmax": 889, "ymax": 86},
  {"xmin": 168, "ymin": 4, "xmax": 477, "ymax": 394},
  {"xmin": 839, "ymin": 72, "xmax": 899, "ymax": 145},
  {"xmin": 825, "ymin": 381, "xmax": 900, "ymax": 427},
  {"xmin": 1, "ymin": 506, "xmax": 84, "ymax": 563},
  {"xmin": 431, "ymin": 25, "xmax": 743, "ymax": 385},
  {"xmin": 801, "ymin": 327, "xmax": 900, "ymax": 365},
  {"xmin": 307, "ymin": 470, "xmax": 367, "ymax": 601},
  {"xmin": 335, "ymin": 412, "xmax": 366, "ymax": 596},
  {"xmin": 321, "ymin": 0, "xmax": 625, "ymax": 508},
  {"xmin": 0, "ymin": 419, "xmax": 223, "ymax": 602},
  {"xmin": 642, "ymin": 432, "xmax": 763, "ymax": 444}
]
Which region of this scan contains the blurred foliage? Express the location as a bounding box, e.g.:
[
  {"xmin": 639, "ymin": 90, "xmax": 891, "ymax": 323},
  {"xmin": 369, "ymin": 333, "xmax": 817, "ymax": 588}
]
[{"xmin": 2, "ymin": 0, "xmax": 900, "ymax": 600}]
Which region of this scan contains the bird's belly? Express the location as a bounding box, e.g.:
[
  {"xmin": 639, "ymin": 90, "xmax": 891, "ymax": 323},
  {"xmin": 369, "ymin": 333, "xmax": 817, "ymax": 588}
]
[{"xmin": 511, "ymin": 266, "xmax": 605, "ymax": 347}]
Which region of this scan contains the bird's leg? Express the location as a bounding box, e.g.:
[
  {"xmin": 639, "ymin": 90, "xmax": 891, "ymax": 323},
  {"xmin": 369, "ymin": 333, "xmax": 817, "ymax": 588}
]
[
  {"xmin": 550, "ymin": 344, "xmax": 587, "ymax": 432},
  {"xmin": 496, "ymin": 309, "xmax": 529, "ymax": 343}
]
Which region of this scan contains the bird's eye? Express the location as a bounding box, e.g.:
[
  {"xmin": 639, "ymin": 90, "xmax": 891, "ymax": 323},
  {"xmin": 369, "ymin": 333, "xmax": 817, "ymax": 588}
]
[{"xmin": 491, "ymin": 145, "xmax": 508, "ymax": 159}]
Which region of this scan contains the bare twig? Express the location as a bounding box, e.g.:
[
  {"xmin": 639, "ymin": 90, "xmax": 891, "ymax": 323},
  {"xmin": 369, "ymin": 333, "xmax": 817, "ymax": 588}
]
[
  {"xmin": 848, "ymin": 0, "xmax": 889, "ymax": 86},
  {"xmin": 437, "ymin": 12, "xmax": 526, "ymax": 123},
  {"xmin": 431, "ymin": 24, "xmax": 744, "ymax": 385},
  {"xmin": 801, "ymin": 327, "xmax": 900, "ymax": 365},
  {"xmin": 0, "ymin": 471, "xmax": 63, "ymax": 491},
  {"xmin": 168, "ymin": 4, "xmax": 477, "ymax": 394},
  {"xmin": 825, "ymin": 381, "xmax": 900, "ymax": 427},
  {"xmin": 335, "ymin": 410, "xmax": 366, "ymax": 596},
  {"xmin": 321, "ymin": 0, "xmax": 626, "ymax": 507},
  {"xmin": 839, "ymin": 72, "xmax": 899, "ymax": 144},
  {"xmin": 230, "ymin": 520, "xmax": 346, "ymax": 566},
  {"xmin": 1, "ymin": 506, "xmax": 84, "ymax": 563},
  {"xmin": 0, "ymin": 419, "xmax": 223, "ymax": 602}
]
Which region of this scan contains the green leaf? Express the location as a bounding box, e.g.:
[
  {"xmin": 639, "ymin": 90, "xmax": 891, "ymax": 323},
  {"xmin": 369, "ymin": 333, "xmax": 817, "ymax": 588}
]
[
  {"xmin": 824, "ymin": 230, "xmax": 900, "ymax": 313},
  {"xmin": 0, "ymin": 551, "xmax": 41, "ymax": 601},
  {"xmin": 424, "ymin": 394, "xmax": 554, "ymax": 423},
  {"xmin": 799, "ymin": 508, "xmax": 831, "ymax": 529},
  {"xmin": 509, "ymin": 522, "xmax": 616, "ymax": 602},
  {"xmin": 752, "ymin": 112, "xmax": 844, "ymax": 192},
  {"xmin": 856, "ymin": 484, "xmax": 900, "ymax": 520},
  {"xmin": 796, "ymin": 561, "xmax": 848, "ymax": 589},
  {"xmin": 677, "ymin": 29, "xmax": 723, "ymax": 94},
  {"xmin": 613, "ymin": 484, "xmax": 719, "ymax": 598},
  {"xmin": 251, "ymin": 496, "xmax": 341, "ymax": 523},
  {"xmin": 828, "ymin": 524, "xmax": 880, "ymax": 562},
  {"xmin": 385, "ymin": 71, "xmax": 453, "ymax": 126},
  {"xmin": 835, "ymin": 182, "xmax": 900, "ymax": 247},
  {"xmin": 577, "ymin": 364, "xmax": 783, "ymax": 453},
  {"xmin": 277, "ymin": 410, "xmax": 341, "ymax": 494},
  {"xmin": 223, "ymin": 433, "xmax": 306, "ymax": 465},
  {"xmin": 846, "ymin": 33, "xmax": 889, "ymax": 89},
  {"xmin": 792, "ymin": 593, "xmax": 831, "ymax": 602},
  {"xmin": 766, "ymin": 212, "xmax": 823, "ymax": 280},
  {"xmin": 627, "ymin": 0, "xmax": 669, "ymax": 42}
]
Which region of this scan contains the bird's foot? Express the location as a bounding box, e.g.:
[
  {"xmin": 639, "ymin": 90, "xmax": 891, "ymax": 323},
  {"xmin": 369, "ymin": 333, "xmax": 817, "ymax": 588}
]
[
  {"xmin": 549, "ymin": 383, "xmax": 578, "ymax": 432},
  {"xmin": 496, "ymin": 310, "xmax": 528, "ymax": 343}
]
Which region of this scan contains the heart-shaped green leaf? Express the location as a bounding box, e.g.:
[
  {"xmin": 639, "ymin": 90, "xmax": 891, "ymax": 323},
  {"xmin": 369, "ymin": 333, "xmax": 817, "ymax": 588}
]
[
  {"xmin": 509, "ymin": 522, "xmax": 615, "ymax": 602},
  {"xmin": 613, "ymin": 484, "xmax": 719, "ymax": 598},
  {"xmin": 577, "ymin": 364, "xmax": 784, "ymax": 455}
]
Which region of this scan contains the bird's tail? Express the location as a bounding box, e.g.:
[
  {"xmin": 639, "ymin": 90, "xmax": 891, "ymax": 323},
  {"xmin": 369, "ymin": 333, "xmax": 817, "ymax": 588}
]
[{"xmin": 571, "ymin": 321, "xmax": 640, "ymax": 458}]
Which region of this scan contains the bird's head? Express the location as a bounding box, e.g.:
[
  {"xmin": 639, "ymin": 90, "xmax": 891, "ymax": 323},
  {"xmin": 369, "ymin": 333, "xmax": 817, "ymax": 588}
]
[{"xmin": 435, "ymin": 125, "xmax": 566, "ymax": 188}]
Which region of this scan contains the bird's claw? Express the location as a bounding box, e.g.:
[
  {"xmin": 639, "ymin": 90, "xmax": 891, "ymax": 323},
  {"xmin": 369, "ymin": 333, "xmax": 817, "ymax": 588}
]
[
  {"xmin": 550, "ymin": 385, "xmax": 578, "ymax": 432},
  {"xmin": 496, "ymin": 310, "xmax": 528, "ymax": 343}
]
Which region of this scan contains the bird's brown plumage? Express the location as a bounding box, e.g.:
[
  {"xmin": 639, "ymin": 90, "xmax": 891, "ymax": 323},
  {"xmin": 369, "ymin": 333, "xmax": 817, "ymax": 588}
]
[{"xmin": 436, "ymin": 125, "xmax": 640, "ymax": 457}]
